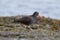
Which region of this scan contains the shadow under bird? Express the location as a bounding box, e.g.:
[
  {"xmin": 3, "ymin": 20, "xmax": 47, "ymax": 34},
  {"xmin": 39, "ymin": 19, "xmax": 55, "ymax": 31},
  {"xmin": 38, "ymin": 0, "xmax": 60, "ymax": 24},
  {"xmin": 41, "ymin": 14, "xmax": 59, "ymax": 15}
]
[{"xmin": 14, "ymin": 12, "xmax": 43, "ymax": 25}]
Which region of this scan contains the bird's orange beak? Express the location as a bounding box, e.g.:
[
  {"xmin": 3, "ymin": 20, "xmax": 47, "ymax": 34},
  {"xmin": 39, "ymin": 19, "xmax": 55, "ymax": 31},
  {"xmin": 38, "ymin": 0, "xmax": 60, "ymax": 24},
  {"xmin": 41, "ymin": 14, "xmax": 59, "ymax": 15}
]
[{"xmin": 37, "ymin": 14, "xmax": 43, "ymax": 19}]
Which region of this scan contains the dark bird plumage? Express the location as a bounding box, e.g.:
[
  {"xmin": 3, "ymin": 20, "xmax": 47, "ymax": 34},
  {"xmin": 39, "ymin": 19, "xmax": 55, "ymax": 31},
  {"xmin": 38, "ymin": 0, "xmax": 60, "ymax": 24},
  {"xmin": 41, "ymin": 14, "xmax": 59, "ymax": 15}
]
[{"xmin": 14, "ymin": 12, "xmax": 42, "ymax": 25}]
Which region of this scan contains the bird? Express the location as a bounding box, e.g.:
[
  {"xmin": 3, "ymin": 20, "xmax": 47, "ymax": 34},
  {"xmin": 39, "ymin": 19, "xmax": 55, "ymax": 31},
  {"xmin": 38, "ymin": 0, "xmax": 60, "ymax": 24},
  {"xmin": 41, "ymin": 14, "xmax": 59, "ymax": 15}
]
[{"xmin": 14, "ymin": 12, "xmax": 42, "ymax": 25}]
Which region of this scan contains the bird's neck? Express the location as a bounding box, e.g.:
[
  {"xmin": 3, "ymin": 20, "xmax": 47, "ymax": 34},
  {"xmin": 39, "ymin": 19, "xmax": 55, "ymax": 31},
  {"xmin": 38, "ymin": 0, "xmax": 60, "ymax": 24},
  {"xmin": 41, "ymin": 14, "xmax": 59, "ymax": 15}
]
[{"xmin": 32, "ymin": 15, "xmax": 37, "ymax": 19}]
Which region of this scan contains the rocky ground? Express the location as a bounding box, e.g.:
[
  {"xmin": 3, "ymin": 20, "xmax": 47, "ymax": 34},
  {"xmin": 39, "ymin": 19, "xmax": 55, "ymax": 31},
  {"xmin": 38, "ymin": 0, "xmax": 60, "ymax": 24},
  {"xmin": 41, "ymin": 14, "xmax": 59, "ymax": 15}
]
[{"xmin": 0, "ymin": 16, "xmax": 60, "ymax": 40}]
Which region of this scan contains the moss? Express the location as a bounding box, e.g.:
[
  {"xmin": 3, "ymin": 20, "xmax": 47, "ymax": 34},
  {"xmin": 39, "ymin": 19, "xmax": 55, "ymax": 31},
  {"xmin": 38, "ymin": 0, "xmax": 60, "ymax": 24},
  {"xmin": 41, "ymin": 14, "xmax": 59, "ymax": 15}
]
[
  {"xmin": 0, "ymin": 16, "xmax": 60, "ymax": 32},
  {"xmin": 0, "ymin": 23, "xmax": 4, "ymax": 26}
]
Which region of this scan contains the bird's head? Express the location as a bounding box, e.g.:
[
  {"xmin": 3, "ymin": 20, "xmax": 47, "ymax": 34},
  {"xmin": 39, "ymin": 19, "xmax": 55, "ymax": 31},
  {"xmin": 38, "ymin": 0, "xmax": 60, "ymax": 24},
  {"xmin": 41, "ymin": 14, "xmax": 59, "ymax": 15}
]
[{"xmin": 33, "ymin": 12, "xmax": 43, "ymax": 19}]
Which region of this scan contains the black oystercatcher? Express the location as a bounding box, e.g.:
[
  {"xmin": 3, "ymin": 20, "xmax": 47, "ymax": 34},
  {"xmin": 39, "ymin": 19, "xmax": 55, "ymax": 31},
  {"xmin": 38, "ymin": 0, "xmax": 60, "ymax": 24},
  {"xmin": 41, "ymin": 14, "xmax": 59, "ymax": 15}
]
[{"xmin": 14, "ymin": 12, "xmax": 42, "ymax": 25}]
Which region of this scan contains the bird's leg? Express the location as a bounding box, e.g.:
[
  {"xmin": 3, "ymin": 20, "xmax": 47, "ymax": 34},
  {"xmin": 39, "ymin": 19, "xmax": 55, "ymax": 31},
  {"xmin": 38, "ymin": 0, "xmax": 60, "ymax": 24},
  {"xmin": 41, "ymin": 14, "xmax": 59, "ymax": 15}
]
[{"xmin": 28, "ymin": 26, "xmax": 33, "ymax": 31}]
